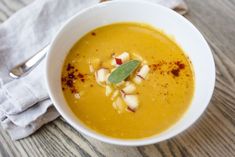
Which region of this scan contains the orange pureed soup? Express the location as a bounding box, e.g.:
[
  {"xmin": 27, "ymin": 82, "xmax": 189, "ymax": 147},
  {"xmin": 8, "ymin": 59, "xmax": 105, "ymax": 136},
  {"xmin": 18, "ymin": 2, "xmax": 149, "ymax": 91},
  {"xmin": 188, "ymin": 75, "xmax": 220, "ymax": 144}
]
[{"xmin": 61, "ymin": 23, "xmax": 194, "ymax": 139}]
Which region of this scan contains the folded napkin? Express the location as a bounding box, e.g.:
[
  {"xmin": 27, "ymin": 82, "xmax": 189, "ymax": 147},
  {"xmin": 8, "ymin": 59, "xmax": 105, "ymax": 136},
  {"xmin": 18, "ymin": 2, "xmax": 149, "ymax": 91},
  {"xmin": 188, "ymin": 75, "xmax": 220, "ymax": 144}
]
[{"xmin": 0, "ymin": 0, "xmax": 188, "ymax": 140}]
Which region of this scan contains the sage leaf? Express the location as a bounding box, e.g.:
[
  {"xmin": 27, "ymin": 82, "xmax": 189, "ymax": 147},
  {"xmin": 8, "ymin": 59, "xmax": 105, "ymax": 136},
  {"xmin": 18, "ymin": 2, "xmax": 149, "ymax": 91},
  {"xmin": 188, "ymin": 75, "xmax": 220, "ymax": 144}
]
[{"xmin": 108, "ymin": 60, "xmax": 140, "ymax": 84}]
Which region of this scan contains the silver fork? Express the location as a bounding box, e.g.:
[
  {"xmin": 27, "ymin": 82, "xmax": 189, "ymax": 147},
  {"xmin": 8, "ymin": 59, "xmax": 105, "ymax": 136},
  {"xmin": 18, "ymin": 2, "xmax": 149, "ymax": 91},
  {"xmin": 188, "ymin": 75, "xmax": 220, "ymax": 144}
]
[{"xmin": 9, "ymin": 45, "xmax": 49, "ymax": 78}]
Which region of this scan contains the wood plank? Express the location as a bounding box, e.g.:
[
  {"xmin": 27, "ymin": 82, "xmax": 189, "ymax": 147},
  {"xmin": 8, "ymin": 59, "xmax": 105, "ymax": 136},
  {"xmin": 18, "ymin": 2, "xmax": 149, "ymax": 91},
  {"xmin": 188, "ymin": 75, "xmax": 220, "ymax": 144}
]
[{"xmin": 0, "ymin": 0, "xmax": 235, "ymax": 157}]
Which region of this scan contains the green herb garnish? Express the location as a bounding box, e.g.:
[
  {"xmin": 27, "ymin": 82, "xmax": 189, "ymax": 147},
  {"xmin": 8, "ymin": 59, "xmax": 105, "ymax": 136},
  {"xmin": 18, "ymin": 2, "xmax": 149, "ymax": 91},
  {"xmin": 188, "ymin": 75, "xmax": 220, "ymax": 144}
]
[{"xmin": 108, "ymin": 60, "xmax": 140, "ymax": 84}]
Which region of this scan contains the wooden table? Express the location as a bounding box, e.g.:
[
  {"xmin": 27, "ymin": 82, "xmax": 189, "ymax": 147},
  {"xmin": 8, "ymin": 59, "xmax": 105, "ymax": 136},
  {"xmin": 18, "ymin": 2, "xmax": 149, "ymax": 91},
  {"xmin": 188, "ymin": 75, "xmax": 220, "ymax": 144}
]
[{"xmin": 0, "ymin": 0, "xmax": 234, "ymax": 156}]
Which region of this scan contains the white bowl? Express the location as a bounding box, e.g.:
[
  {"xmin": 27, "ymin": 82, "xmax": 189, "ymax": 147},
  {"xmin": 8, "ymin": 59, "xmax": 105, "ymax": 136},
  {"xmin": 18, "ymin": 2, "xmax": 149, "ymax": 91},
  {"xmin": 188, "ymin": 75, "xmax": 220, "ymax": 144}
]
[{"xmin": 45, "ymin": 0, "xmax": 215, "ymax": 146}]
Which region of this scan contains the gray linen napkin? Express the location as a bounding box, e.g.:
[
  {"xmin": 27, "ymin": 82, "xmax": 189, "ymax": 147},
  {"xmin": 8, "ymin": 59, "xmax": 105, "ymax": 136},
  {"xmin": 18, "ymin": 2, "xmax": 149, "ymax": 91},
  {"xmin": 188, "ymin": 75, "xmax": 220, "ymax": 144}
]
[{"xmin": 0, "ymin": 0, "xmax": 188, "ymax": 140}]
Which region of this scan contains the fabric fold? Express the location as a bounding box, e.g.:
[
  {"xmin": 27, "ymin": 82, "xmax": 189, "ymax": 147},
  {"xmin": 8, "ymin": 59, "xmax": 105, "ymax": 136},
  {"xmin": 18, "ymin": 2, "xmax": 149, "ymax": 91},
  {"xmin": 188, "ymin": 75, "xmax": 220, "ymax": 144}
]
[
  {"xmin": 0, "ymin": 61, "xmax": 48, "ymax": 114},
  {"xmin": 3, "ymin": 99, "xmax": 52, "ymax": 127},
  {"xmin": 1, "ymin": 106, "xmax": 58, "ymax": 140}
]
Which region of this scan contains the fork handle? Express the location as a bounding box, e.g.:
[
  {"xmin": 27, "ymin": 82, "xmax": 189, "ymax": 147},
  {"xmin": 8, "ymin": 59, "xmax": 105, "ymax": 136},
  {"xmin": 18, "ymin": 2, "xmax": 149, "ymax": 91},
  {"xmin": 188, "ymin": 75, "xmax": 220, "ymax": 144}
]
[{"xmin": 9, "ymin": 45, "xmax": 49, "ymax": 79}]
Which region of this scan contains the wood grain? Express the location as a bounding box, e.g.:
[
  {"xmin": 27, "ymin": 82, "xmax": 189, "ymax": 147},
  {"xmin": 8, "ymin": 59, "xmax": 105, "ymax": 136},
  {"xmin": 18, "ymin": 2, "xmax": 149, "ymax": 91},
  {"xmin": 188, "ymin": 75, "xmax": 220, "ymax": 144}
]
[{"xmin": 0, "ymin": 0, "xmax": 235, "ymax": 156}]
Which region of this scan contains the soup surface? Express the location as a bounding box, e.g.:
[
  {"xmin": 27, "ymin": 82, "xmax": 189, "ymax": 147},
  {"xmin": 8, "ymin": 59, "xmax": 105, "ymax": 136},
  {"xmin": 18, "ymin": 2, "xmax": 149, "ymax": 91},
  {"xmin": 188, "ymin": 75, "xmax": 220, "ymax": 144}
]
[{"xmin": 61, "ymin": 23, "xmax": 194, "ymax": 139}]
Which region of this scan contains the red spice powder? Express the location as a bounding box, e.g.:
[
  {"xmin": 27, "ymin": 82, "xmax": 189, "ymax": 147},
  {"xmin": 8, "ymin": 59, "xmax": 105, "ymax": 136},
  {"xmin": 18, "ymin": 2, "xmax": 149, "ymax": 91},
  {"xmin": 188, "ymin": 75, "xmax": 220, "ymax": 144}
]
[
  {"xmin": 178, "ymin": 63, "xmax": 185, "ymax": 69},
  {"xmin": 78, "ymin": 73, "xmax": 84, "ymax": 78},
  {"xmin": 66, "ymin": 63, "xmax": 74, "ymax": 71},
  {"xmin": 171, "ymin": 69, "xmax": 180, "ymax": 77},
  {"xmin": 175, "ymin": 61, "xmax": 185, "ymax": 69},
  {"xmin": 61, "ymin": 77, "xmax": 66, "ymax": 82},
  {"xmin": 91, "ymin": 32, "xmax": 96, "ymax": 36},
  {"xmin": 63, "ymin": 64, "xmax": 87, "ymax": 93},
  {"xmin": 68, "ymin": 73, "xmax": 75, "ymax": 79},
  {"xmin": 150, "ymin": 60, "xmax": 185, "ymax": 77},
  {"xmin": 171, "ymin": 61, "xmax": 185, "ymax": 77},
  {"xmin": 71, "ymin": 87, "xmax": 77, "ymax": 93},
  {"xmin": 66, "ymin": 80, "xmax": 73, "ymax": 87}
]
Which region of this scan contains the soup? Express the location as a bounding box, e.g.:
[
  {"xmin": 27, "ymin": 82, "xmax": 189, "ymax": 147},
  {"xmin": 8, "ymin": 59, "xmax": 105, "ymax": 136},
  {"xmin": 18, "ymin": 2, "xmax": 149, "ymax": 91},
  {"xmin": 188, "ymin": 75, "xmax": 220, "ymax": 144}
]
[{"xmin": 61, "ymin": 23, "xmax": 194, "ymax": 139}]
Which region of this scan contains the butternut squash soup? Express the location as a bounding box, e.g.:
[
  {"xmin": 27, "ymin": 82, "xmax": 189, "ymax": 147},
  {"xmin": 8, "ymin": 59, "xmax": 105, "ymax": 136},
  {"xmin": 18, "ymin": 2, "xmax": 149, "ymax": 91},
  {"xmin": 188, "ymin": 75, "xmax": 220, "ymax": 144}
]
[{"xmin": 61, "ymin": 23, "xmax": 194, "ymax": 139}]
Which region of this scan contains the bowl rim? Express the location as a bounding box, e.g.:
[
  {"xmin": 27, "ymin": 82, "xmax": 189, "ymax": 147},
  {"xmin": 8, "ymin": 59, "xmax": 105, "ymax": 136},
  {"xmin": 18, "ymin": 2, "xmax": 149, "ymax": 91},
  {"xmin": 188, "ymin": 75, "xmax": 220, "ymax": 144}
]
[{"xmin": 45, "ymin": 0, "xmax": 216, "ymax": 146}]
